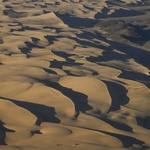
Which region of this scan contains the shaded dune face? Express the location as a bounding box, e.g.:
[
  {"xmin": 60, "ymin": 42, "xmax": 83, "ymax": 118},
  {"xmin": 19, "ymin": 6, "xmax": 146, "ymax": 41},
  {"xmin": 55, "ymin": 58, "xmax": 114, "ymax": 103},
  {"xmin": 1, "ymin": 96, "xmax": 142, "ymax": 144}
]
[
  {"xmin": 0, "ymin": 0, "xmax": 150, "ymax": 150},
  {"xmin": 94, "ymin": 20, "xmax": 150, "ymax": 45}
]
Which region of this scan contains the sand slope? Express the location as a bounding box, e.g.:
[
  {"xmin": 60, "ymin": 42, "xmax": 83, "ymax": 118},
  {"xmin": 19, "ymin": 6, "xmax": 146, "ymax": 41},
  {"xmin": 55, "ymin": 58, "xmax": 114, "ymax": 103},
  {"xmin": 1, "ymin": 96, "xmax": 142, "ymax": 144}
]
[{"xmin": 0, "ymin": 0, "xmax": 150, "ymax": 149}]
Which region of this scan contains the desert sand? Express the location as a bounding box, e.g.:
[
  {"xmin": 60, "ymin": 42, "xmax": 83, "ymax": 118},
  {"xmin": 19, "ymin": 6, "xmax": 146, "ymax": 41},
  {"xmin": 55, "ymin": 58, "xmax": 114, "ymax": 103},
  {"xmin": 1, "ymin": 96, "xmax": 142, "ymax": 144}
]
[{"xmin": 0, "ymin": 0, "xmax": 150, "ymax": 149}]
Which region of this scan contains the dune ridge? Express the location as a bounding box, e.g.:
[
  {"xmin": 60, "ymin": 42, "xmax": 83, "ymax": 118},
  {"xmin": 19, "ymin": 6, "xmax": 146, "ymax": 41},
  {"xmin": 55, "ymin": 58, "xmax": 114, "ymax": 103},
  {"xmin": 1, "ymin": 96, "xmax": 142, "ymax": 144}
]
[{"xmin": 0, "ymin": 0, "xmax": 150, "ymax": 150}]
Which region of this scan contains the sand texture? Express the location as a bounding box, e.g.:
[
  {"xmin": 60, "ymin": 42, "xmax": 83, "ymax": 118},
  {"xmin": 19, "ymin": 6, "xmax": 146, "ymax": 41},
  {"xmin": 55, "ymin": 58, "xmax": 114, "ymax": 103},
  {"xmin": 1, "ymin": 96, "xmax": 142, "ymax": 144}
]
[{"xmin": 0, "ymin": 0, "xmax": 150, "ymax": 149}]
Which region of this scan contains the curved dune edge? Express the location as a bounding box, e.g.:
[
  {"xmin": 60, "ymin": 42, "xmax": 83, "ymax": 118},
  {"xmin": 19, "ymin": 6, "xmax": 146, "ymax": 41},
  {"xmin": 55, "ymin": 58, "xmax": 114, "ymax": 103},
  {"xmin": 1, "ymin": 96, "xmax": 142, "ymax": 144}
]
[
  {"xmin": 0, "ymin": 0, "xmax": 150, "ymax": 150},
  {"xmin": 59, "ymin": 76, "xmax": 112, "ymax": 114}
]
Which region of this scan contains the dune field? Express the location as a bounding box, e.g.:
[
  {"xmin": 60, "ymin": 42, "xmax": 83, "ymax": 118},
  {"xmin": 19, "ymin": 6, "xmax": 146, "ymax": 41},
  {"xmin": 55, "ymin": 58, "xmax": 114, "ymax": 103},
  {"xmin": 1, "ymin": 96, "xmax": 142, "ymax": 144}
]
[{"xmin": 0, "ymin": 0, "xmax": 150, "ymax": 149}]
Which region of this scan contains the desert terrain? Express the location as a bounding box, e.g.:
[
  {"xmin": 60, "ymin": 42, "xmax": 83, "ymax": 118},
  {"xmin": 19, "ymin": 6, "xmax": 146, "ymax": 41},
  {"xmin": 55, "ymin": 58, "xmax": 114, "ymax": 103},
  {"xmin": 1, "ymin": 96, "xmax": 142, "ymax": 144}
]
[{"xmin": 0, "ymin": 0, "xmax": 150, "ymax": 150}]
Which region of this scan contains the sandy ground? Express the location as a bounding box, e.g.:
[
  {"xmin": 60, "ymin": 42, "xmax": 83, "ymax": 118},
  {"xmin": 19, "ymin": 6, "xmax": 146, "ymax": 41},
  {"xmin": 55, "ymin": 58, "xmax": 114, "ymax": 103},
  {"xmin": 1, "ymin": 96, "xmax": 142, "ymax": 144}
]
[{"xmin": 0, "ymin": 0, "xmax": 150, "ymax": 149}]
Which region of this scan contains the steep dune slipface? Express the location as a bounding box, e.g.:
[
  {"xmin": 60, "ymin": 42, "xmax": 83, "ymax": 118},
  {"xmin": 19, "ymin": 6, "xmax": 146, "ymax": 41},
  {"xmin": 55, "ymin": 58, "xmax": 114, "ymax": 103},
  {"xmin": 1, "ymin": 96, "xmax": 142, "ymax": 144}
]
[
  {"xmin": 59, "ymin": 76, "xmax": 112, "ymax": 114},
  {"xmin": 19, "ymin": 12, "xmax": 68, "ymax": 27},
  {"xmin": 0, "ymin": 0, "xmax": 150, "ymax": 150}
]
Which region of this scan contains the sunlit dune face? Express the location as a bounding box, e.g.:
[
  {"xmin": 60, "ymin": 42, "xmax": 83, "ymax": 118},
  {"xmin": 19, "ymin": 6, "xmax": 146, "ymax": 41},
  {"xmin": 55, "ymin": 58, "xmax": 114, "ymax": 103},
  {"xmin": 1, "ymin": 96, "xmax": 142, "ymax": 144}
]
[{"xmin": 0, "ymin": 0, "xmax": 150, "ymax": 150}]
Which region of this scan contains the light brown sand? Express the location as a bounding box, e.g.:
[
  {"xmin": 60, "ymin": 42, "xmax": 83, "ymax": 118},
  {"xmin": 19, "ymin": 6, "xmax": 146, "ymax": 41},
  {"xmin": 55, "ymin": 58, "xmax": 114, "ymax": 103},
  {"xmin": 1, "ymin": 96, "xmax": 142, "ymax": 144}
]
[{"xmin": 0, "ymin": 0, "xmax": 150, "ymax": 150}]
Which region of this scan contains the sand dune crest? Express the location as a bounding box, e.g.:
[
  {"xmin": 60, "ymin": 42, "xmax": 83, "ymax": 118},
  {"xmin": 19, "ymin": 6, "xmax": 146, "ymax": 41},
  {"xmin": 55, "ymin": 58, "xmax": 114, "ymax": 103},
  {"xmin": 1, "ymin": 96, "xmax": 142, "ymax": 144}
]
[{"xmin": 0, "ymin": 0, "xmax": 150, "ymax": 149}]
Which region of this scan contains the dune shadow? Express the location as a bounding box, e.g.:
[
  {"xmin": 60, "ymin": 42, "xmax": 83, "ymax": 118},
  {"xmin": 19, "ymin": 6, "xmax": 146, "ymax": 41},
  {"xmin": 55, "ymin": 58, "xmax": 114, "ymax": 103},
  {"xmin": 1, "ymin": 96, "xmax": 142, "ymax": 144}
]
[
  {"xmin": 0, "ymin": 38, "xmax": 3, "ymax": 44},
  {"xmin": 86, "ymin": 49, "xmax": 130, "ymax": 63},
  {"xmin": 25, "ymin": 41, "xmax": 45, "ymax": 49},
  {"xmin": 95, "ymin": 9, "xmax": 144, "ymax": 19},
  {"xmin": 54, "ymin": 12, "xmax": 96, "ymax": 29},
  {"xmin": 0, "ymin": 96, "xmax": 60, "ymax": 125},
  {"xmin": 87, "ymin": 114, "xmax": 133, "ymax": 132},
  {"xmin": 43, "ymin": 68, "xmax": 57, "ymax": 75},
  {"xmin": 83, "ymin": 28, "xmax": 150, "ymax": 71},
  {"xmin": 43, "ymin": 26, "xmax": 61, "ymax": 32},
  {"xmin": 0, "ymin": 62, "xmax": 4, "ymax": 65},
  {"xmin": 19, "ymin": 47, "xmax": 31, "ymax": 58},
  {"xmin": 75, "ymin": 125, "xmax": 145, "ymax": 148},
  {"xmin": 36, "ymin": 79, "xmax": 93, "ymax": 119},
  {"xmin": 102, "ymin": 117, "xmax": 133, "ymax": 132},
  {"xmin": 0, "ymin": 121, "xmax": 15, "ymax": 145},
  {"xmin": 44, "ymin": 35, "xmax": 59, "ymax": 45},
  {"xmin": 136, "ymin": 116, "xmax": 150, "ymax": 130},
  {"xmin": 23, "ymin": 26, "xmax": 41, "ymax": 31},
  {"xmin": 2, "ymin": 0, "xmax": 8, "ymax": 2},
  {"xmin": 101, "ymin": 131, "xmax": 148, "ymax": 149},
  {"xmin": 109, "ymin": 41, "xmax": 150, "ymax": 70},
  {"xmin": 3, "ymin": 10, "xmax": 27, "ymax": 18},
  {"xmin": 102, "ymin": 81, "xmax": 130, "ymax": 112},
  {"xmin": 92, "ymin": 23, "xmax": 150, "ymax": 70},
  {"xmin": 0, "ymin": 129, "xmax": 6, "ymax": 145},
  {"xmin": 51, "ymin": 50, "xmax": 75, "ymax": 62},
  {"xmin": 19, "ymin": 40, "xmax": 45, "ymax": 58},
  {"xmin": 69, "ymin": 31, "xmax": 108, "ymax": 50},
  {"xmin": 118, "ymin": 70, "xmax": 150, "ymax": 89},
  {"xmin": 70, "ymin": 36, "xmax": 102, "ymax": 49},
  {"xmin": 50, "ymin": 59, "xmax": 83, "ymax": 69},
  {"xmin": 94, "ymin": 20, "xmax": 150, "ymax": 45}
]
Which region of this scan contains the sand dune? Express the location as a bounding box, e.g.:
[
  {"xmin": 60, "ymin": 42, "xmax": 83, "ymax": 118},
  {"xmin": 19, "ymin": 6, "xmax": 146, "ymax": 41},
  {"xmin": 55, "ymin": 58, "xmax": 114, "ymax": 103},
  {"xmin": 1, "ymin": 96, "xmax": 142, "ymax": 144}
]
[{"xmin": 0, "ymin": 0, "xmax": 150, "ymax": 149}]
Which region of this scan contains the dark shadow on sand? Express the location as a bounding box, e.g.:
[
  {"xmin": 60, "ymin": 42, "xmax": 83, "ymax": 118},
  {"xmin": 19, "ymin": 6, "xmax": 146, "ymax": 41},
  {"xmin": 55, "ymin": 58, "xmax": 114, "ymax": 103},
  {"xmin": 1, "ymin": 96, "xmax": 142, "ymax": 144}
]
[
  {"xmin": 0, "ymin": 96, "xmax": 60, "ymax": 125},
  {"xmin": 3, "ymin": 10, "xmax": 27, "ymax": 18},
  {"xmin": 36, "ymin": 79, "xmax": 93, "ymax": 119},
  {"xmin": 101, "ymin": 130, "xmax": 148, "ymax": 149},
  {"xmin": 118, "ymin": 70, "xmax": 150, "ymax": 89},
  {"xmin": 50, "ymin": 59, "xmax": 83, "ymax": 69},
  {"xmin": 136, "ymin": 116, "xmax": 150, "ymax": 130},
  {"xmin": 102, "ymin": 81, "xmax": 130, "ymax": 112},
  {"xmin": 54, "ymin": 12, "xmax": 96, "ymax": 29},
  {"xmin": 0, "ymin": 121, "xmax": 14, "ymax": 145},
  {"xmin": 95, "ymin": 9, "xmax": 144, "ymax": 19}
]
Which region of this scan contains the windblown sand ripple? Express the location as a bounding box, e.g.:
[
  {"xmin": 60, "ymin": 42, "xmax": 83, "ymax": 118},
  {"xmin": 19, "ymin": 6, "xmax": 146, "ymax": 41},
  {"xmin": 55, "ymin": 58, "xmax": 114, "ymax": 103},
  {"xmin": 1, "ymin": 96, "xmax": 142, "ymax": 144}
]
[{"xmin": 0, "ymin": 0, "xmax": 150, "ymax": 150}]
